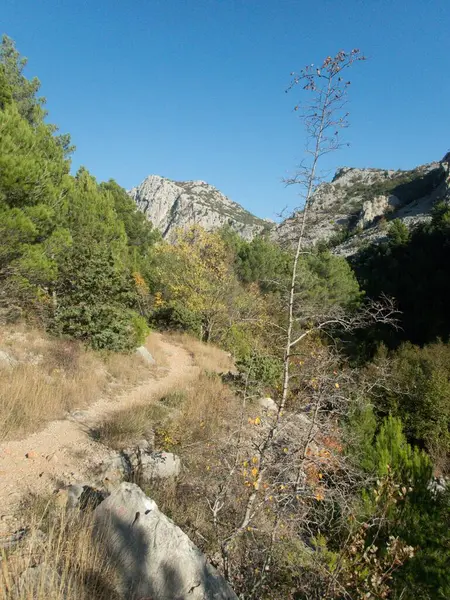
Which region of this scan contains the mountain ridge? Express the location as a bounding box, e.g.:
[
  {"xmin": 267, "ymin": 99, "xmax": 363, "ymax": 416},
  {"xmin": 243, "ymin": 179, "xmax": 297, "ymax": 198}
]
[
  {"xmin": 129, "ymin": 156, "xmax": 450, "ymax": 253},
  {"xmin": 273, "ymin": 156, "xmax": 450, "ymax": 255},
  {"xmin": 129, "ymin": 174, "xmax": 272, "ymax": 240}
]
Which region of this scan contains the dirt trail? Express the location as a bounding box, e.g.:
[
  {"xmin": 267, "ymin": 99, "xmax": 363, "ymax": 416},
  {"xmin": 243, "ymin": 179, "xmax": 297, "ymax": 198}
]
[{"xmin": 0, "ymin": 335, "xmax": 198, "ymax": 525}]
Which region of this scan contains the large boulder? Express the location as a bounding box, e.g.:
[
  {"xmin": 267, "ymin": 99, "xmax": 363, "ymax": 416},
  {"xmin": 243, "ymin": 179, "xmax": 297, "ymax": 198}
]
[{"xmin": 93, "ymin": 482, "xmax": 238, "ymax": 600}]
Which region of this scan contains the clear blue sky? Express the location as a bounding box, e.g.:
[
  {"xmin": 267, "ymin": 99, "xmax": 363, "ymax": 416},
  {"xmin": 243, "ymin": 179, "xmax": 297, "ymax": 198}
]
[{"xmin": 3, "ymin": 0, "xmax": 449, "ymax": 220}]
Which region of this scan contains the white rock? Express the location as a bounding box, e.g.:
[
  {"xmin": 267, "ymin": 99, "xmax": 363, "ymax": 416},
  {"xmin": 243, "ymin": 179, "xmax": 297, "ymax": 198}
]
[
  {"xmin": 94, "ymin": 482, "xmax": 238, "ymax": 600},
  {"xmin": 273, "ymin": 161, "xmax": 447, "ymax": 257},
  {"xmin": 136, "ymin": 345, "xmax": 156, "ymax": 365},
  {"xmin": 101, "ymin": 450, "xmax": 181, "ymax": 484},
  {"xmin": 129, "ymin": 175, "xmax": 269, "ymax": 241},
  {"xmin": 258, "ymin": 397, "xmax": 278, "ymax": 412}
]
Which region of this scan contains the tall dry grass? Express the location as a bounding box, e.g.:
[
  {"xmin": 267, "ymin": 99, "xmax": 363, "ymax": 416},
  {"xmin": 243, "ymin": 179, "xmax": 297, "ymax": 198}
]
[
  {"xmin": 168, "ymin": 332, "xmax": 234, "ymax": 372},
  {"xmin": 0, "ymin": 327, "xmax": 165, "ymax": 441},
  {"xmin": 0, "ymin": 341, "xmax": 106, "ymax": 440},
  {"xmin": 0, "ymin": 502, "xmax": 119, "ymax": 600},
  {"xmin": 93, "ymin": 401, "xmax": 170, "ymax": 450}
]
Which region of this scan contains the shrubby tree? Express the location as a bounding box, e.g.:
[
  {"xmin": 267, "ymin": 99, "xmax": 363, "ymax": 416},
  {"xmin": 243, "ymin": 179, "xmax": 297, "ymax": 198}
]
[
  {"xmin": 0, "ymin": 38, "xmax": 151, "ymax": 349},
  {"xmin": 50, "ymin": 169, "xmax": 148, "ymax": 350},
  {"xmin": 52, "ymin": 243, "xmax": 147, "ymax": 350},
  {"xmin": 152, "ymin": 225, "xmax": 270, "ymax": 346},
  {"xmin": 0, "ymin": 99, "xmax": 71, "ymax": 309},
  {"xmin": 100, "ymin": 179, "xmax": 161, "ymax": 255},
  {"xmin": 348, "ymin": 412, "xmax": 450, "ymax": 600},
  {"xmin": 368, "ymin": 341, "xmax": 450, "ymax": 472},
  {"xmin": 0, "ymin": 34, "xmax": 46, "ymax": 126}
]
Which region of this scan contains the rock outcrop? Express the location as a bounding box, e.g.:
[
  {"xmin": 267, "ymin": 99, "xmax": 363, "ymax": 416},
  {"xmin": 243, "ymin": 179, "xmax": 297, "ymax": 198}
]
[
  {"xmin": 274, "ymin": 159, "xmax": 449, "ymax": 256},
  {"xmin": 100, "ymin": 448, "xmax": 181, "ymax": 485},
  {"xmin": 94, "ymin": 482, "xmax": 238, "ymax": 600},
  {"xmin": 129, "ymin": 175, "xmax": 272, "ymax": 240}
]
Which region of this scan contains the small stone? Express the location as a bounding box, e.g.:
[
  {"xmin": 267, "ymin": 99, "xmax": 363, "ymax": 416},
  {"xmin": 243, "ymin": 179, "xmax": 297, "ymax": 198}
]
[
  {"xmin": 46, "ymin": 453, "xmax": 58, "ymax": 463},
  {"xmin": 136, "ymin": 346, "xmax": 156, "ymax": 365},
  {"xmin": 69, "ymin": 409, "xmax": 89, "ymax": 421},
  {"xmin": 258, "ymin": 397, "xmax": 278, "ymax": 412},
  {"xmin": 25, "ymin": 451, "xmax": 38, "ymax": 459},
  {"xmin": 67, "ymin": 484, "xmax": 85, "ymax": 508}
]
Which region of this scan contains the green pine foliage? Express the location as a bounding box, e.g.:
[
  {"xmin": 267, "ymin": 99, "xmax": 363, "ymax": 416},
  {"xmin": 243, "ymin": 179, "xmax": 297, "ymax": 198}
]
[
  {"xmin": 352, "ymin": 202, "xmax": 450, "ymax": 346},
  {"xmin": 52, "ymin": 244, "xmax": 148, "ymax": 350},
  {"xmin": 0, "ymin": 37, "xmax": 152, "ymax": 350},
  {"xmin": 351, "ymin": 414, "xmax": 449, "ymax": 600}
]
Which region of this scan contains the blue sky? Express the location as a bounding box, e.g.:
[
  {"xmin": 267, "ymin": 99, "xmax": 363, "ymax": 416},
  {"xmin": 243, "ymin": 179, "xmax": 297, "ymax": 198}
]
[{"xmin": 2, "ymin": 0, "xmax": 449, "ymax": 220}]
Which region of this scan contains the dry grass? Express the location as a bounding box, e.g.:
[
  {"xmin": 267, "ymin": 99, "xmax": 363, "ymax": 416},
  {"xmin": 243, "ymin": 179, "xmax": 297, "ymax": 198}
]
[
  {"xmin": 166, "ymin": 371, "xmax": 239, "ymax": 448},
  {"xmin": 142, "ymin": 372, "xmax": 251, "ymax": 559},
  {"xmin": 93, "ymin": 401, "xmax": 170, "ymax": 450},
  {"xmin": 145, "ymin": 332, "xmax": 169, "ymax": 367},
  {"xmin": 0, "ymin": 502, "xmax": 119, "ymax": 600},
  {"xmin": 0, "ymin": 346, "xmax": 106, "ymax": 440},
  {"xmin": 102, "ymin": 352, "xmax": 149, "ymax": 386},
  {"xmin": 168, "ymin": 332, "xmax": 234, "ymax": 372},
  {"xmin": 95, "ymin": 370, "xmax": 239, "ymax": 453},
  {"xmin": 0, "ymin": 326, "xmax": 167, "ymax": 441}
]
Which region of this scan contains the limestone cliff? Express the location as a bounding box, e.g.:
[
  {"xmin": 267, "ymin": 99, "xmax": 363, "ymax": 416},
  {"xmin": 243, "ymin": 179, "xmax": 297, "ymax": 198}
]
[
  {"xmin": 274, "ymin": 158, "xmax": 450, "ymax": 256},
  {"xmin": 129, "ymin": 175, "xmax": 272, "ymax": 240}
]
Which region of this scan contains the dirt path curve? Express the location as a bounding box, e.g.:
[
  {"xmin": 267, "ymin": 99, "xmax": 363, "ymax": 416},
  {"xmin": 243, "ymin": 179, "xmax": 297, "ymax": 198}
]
[{"xmin": 0, "ymin": 335, "xmax": 198, "ymax": 526}]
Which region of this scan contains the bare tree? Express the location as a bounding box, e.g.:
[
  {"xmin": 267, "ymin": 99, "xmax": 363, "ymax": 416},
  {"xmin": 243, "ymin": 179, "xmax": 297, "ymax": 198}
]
[
  {"xmin": 204, "ymin": 50, "xmax": 403, "ymax": 598},
  {"xmin": 281, "ymin": 49, "xmax": 366, "ymax": 417}
]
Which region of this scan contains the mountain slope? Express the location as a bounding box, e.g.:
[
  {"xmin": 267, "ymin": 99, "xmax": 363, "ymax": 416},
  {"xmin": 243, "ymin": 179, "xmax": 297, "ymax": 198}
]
[
  {"xmin": 129, "ymin": 175, "xmax": 272, "ymax": 240},
  {"xmin": 274, "ymin": 156, "xmax": 450, "ymax": 256}
]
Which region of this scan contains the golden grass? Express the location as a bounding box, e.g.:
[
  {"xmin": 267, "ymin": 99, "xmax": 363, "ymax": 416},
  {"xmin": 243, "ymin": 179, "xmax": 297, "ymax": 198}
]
[
  {"xmin": 167, "ymin": 371, "xmax": 238, "ymax": 447},
  {"xmin": 0, "ymin": 502, "xmax": 119, "ymax": 600},
  {"xmin": 93, "ymin": 402, "xmax": 169, "ymax": 450},
  {"xmin": 0, "ymin": 326, "xmax": 167, "ymax": 441},
  {"xmin": 143, "ymin": 372, "xmax": 249, "ymax": 556},
  {"xmin": 168, "ymin": 332, "xmax": 234, "ymax": 372},
  {"xmin": 0, "ymin": 349, "xmax": 106, "ymax": 440},
  {"xmin": 145, "ymin": 332, "xmax": 169, "ymax": 367}
]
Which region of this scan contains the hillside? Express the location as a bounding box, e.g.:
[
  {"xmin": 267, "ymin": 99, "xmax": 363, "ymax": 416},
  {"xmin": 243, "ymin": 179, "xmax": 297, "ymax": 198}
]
[
  {"xmin": 274, "ymin": 156, "xmax": 450, "ymax": 255},
  {"xmin": 2, "ymin": 34, "xmax": 450, "ymax": 600},
  {"xmin": 129, "ymin": 175, "xmax": 273, "ymax": 240}
]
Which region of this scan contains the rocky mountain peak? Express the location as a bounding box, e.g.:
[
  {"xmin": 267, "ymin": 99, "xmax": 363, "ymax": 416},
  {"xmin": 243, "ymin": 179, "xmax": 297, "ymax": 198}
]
[
  {"xmin": 129, "ymin": 175, "xmax": 270, "ymax": 240},
  {"xmin": 274, "ymin": 158, "xmax": 449, "ymax": 256}
]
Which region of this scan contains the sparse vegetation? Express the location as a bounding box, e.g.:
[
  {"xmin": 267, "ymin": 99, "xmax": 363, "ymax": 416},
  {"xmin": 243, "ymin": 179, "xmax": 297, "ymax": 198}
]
[{"xmin": 0, "ymin": 502, "xmax": 119, "ymax": 600}]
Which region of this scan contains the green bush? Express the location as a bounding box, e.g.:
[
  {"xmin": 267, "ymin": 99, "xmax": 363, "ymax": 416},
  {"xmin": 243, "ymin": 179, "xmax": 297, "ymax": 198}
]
[
  {"xmin": 236, "ymin": 352, "xmax": 283, "ymax": 390},
  {"xmin": 150, "ymin": 303, "xmax": 202, "ymax": 335},
  {"xmin": 372, "ymin": 342, "xmax": 450, "ymax": 468},
  {"xmin": 53, "ymin": 304, "xmax": 144, "ymax": 351},
  {"xmin": 131, "ymin": 313, "xmax": 150, "ymax": 347}
]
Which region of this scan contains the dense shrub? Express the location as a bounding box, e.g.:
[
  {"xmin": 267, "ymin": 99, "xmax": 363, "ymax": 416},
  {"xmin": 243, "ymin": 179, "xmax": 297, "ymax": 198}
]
[{"xmin": 150, "ymin": 303, "xmax": 202, "ymax": 335}]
